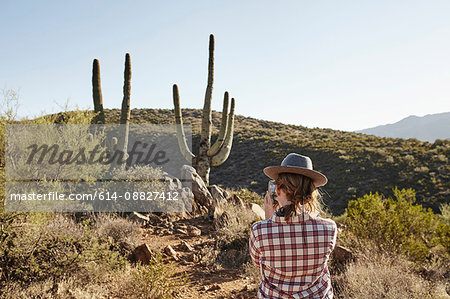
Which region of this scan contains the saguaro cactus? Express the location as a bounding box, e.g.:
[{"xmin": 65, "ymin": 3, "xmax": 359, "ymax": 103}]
[
  {"xmin": 92, "ymin": 59, "xmax": 105, "ymax": 124},
  {"xmin": 173, "ymin": 34, "xmax": 235, "ymax": 185},
  {"xmin": 91, "ymin": 54, "xmax": 132, "ymax": 169},
  {"xmin": 117, "ymin": 53, "xmax": 132, "ymax": 167}
]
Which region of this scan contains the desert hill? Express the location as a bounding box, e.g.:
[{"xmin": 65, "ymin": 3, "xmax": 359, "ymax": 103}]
[{"xmin": 100, "ymin": 108, "xmax": 450, "ymax": 215}]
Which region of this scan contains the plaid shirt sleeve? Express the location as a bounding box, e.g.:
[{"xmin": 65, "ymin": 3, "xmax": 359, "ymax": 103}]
[{"xmin": 249, "ymin": 222, "xmax": 261, "ymax": 265}]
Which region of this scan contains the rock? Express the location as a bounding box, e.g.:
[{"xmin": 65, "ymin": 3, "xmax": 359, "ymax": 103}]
[
  {"xmin": 175, "ymin": 228, "xmax": 188, "ymax": 235},
  {"xmin": 129, "ymin": 212, "xmax": 150, "ymax": 225},
  {"xmin": 147, "ymin": 213, "xmax": 162, "ymax": 225},
  {"xmin": 207, "ymin": 284, "xmax": 221, "ymax": 292},
  {"xmin": 163, "ymin": 175, "xmax": 178, "ymax": 191},
  {"xmin": 212, "ymin": 204, "xmax": 224, "ymax": 220},
  {"xmin": 208, "ymin": 185, "xmax": 228, "ymax": 206},
  {"xmin": 186, "ymin": 225, "xmax": 202, "ymax": 237},
  {"xmin": 181, "ymin": 240, "xmax": 195, "ymax": 252},
  {"xmin": 176, "ymin": 223, "xmax": 187, "ymax": 229},
  {"xmin": 250, "ymin": 203, "xmax": 265, "ymax": 220},
  {"xmin": 133, "ymin": 243, "xmax": 155, "ymax": 264},
  {"xmin": 164, "ymin": 245, "xmax": 178, "ymax": 261},
  {"xmin": 181, "ymin": 165, "xmax": 214, "ymax": 210},
  {"xmin": 159, "ymin": 228, "xmax": 169, "ymax": 235},
  {"xmin": 161, "ymin": 218, "xmax": 171, "ymax": 228},
  {"xmin": 180, "ymin": 187, "xmax": 195, "ymax": 214},
  {"xmin": 213, "ymin": 210, "xmax": 231, "ymax": 230},
  {"xmin": 230, "ymin": 194, "xmax": 246, "ymax": 208},
  {"xmin": 162, "ymin": 213, "xmax": 179, "ymax": 223},
  {"xmin": 199, "ymin": 206, "xmax": 208, "ymax": 215},
  {"xmin": 332, "ymin": 245, "xmax": 353, "ymax": 265},
  {"xmin": 222, "ymin": 189, "xmax": 231, "ymax": 200}
]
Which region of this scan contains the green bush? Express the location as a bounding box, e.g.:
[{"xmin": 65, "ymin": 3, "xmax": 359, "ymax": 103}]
[{"xmin": 345, "ymin": 187, "xmax": 449, "ymax": 263}]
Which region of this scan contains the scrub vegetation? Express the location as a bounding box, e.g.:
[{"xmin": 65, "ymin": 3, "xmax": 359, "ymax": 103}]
[{"xmin": 0, "ymin": 94, "xmax": 448, "ymax": 297}]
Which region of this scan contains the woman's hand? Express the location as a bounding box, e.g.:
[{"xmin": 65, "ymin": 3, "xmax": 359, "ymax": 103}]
[{"xmin": 264, "ymin": 191, "xmax": 277, "ymax": 220}]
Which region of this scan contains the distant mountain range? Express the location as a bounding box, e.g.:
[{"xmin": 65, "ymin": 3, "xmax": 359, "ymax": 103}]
[{"xmin": 356, "ymin": 112, "xmax": 450, "ymax": 142}]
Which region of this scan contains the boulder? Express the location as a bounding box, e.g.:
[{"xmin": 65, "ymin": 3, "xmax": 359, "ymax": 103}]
[
  {"xmin": 222, "ymin": 189, "xmax": 231, "ymax": 200},
  {"xmin": 331, "ymin": 245, "xmax": 353, "ymax": 265},
  {"xmin": 132, "ymin": 243, "xmax": 155, "ymax": 264},
  {"xmin": 230, "ymin": 194, "xmax": 246, "ymax": 209},
  {"xmin": 213, "ymin": 210, "xmax": 231, "ymax": 230},
  {"xmin": 208, "ymin": 185, "xmax": 228, "ymax": 207},
  {"xmin": 250, "ymin": 203, "xmax": 265, "ymax": 220},
  {"xmin": 181, "ymin": 165, "xmax": 214, "ymax": 209},
  {"xmin": 212, "ymin": 204, "xmax": 224, "ymax": 220}
]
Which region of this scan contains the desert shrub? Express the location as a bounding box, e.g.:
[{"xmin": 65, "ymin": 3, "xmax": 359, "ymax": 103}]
[
  {"xmin": 0, "ymin": 211, "xmax": 187, "ymax": 298},
  {"xmin": 333, "ymin": 250, "xmax": 447, "ymax": 298},
  {"xmin": 1, "ymin": 276, "xmax": 109, "ymax": 299},
  {"xmin": 344, "ymin": 187, "xmax": 448, "ymax": 263},
  {"xmin": 440, "ymin": 203, "xmax": 450, "ymax": 226},
  {"xmin": 94, "ymin": 213, "xmax": 141, "ymax": 255},
  {"xmin": 217, "ymin": 201, "xmax": 258, "ymax": 240},
  {"xmin": 231, "ymin": 187, "xmax": 263, "ymax": 205},
  {"xmin": 2, "ymin": 254, "xmax": 187, "ymax": 299},
  {"xmin": 198, "ymin": 202, "xmax": 257, "ymax": 269},
  {"xmin": 109, "ymin": 255, "xmax": 187, "ymax": 299},
  {"xmin": 0, "ymin": 213, "xmax": 126, "ymax": 284}
]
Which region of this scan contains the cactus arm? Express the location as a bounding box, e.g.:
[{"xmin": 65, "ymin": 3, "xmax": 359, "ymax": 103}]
[
  {"xmin": 207, "ymin": 91, "xmax": 229, "ymax": 156},
  {"xmin": 211, "ymin": 97, "xmax": 235, "ymax": 166},
  {"xmin": 92, "ymin": 59, "xmax": 105, "ymax": 124},
  {"xmin": 201, "ymin": 34, "xmax": 215, "ymax": 148},
  {"xmin": 173, "ymin": 84, "xmax": 196, "ymax": 163}
]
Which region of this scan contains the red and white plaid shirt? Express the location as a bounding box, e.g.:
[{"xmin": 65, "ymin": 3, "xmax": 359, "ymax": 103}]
[{"xmin": 249, "ymin": 211, "xmax": 337, "ymax": 298}]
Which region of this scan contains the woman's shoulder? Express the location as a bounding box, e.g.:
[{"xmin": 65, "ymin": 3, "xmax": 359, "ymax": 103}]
[
  {"xmin": 250, "ymin": 217, "xmax": 275, "ymax": 235},
  {"xmin": 311, "ymin": 215, "xmax": 337, "ymax": 231}
]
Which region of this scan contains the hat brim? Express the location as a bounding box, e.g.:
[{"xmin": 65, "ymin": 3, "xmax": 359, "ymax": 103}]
[{"xmin": 263, "ymin": 166, "xmax": 327, "ymax": 187}]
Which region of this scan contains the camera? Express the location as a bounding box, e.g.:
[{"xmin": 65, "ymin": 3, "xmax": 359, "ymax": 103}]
[{"xmin": 268, "ymin": 180, "xmax": 278, "ymax": 205}]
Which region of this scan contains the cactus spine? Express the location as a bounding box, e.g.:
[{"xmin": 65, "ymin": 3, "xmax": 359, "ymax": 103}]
[
  {"xmin": 92, "ymin": 59, "xmax": 105, "ymax": 124},
  {"xmin": 173, "ymin": 34, "xmax": 235, "ymax": 185}
]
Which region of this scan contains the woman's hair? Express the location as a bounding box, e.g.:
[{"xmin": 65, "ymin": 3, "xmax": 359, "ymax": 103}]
[{"xmin": 274, "ymin": 172, "xmax": 322, "ymax": 219}]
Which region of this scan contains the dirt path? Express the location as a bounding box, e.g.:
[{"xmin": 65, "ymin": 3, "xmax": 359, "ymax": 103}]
[{"xmin": 139, "ymin": 214, "xmax": 258, "ymax": 298}]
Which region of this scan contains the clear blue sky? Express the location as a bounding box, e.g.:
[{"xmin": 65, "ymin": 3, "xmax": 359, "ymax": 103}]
[{"xmin": 1, "ymin": 0, "xmax": 450, "ymax": 131}]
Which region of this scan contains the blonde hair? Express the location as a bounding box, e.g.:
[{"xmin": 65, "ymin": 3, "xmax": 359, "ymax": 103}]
[{"xmin": 274, "ymin": 172, "xmax": 322, "ymax": 219}]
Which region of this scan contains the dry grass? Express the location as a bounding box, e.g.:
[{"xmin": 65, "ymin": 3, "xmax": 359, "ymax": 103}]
[
  {"xmin": 0, "ymin": 213, "xmax": 186, "ymax": 299},
  {"xmin": 94, "ymin": 213, "xmax": 142, "ymax": 256},
  {"xmin": 2, "ymin": 259, "xmax": 185, "ymax": 299},
  {"xmin": 242, "ymin": 260, "xmax": 261, "ymax": 283},
  {"xmin": 333, "ymin": 249, "xmax": 448, "ymax": 299},
  {"xmin": 197, "ymin": 201, "xmax": 257, "ymax": 269}
]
